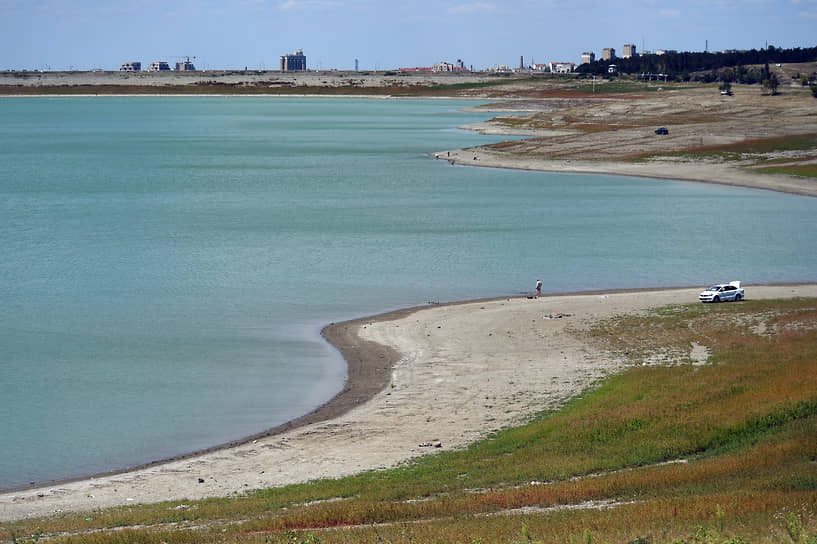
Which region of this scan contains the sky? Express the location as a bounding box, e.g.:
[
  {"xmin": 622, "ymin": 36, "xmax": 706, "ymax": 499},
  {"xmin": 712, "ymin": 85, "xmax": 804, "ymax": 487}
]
[{"xmin": 1, "ymin": 0, "xmax": 816, "ymax": 71}]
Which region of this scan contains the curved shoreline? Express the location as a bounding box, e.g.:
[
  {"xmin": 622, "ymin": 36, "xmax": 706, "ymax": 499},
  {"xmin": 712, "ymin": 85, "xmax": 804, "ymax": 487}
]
[
  {"xmin": 0, "ymin": 287, "xmax": 680, "ymax": 494},
  {"xmin": 0, "ymin": 286, "xmax": 682, "ymax": 495},
  {"xmin": 4, "ymin": 284, "xmax": 817, "ymax": 522},
  {"xmin": 6, "ymin": 93, "xmax": 813, "ymax": 199},
  {"xmin": 0, "ymin": 311, "xmax": 405, "ymax": 495},
  {"xmin": 435, "ymin": 145, "xmax": 817, "ymax": 199},
  {"xmin": 0, "ymin": 293, "xmax": 550, "ymax": 495}
]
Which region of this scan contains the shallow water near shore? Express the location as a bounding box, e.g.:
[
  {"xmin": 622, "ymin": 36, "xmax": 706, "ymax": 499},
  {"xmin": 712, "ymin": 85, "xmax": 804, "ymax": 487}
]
[{"xmin": 1, "ymin": 96, "xmax": 816, "ymax": 490}]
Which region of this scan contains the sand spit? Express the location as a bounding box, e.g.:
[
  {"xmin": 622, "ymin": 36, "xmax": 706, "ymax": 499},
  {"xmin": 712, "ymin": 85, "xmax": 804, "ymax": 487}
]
[
  {"xmin": 436, "ymin": 148, "xmax": 817, "ymax": 198},
  {"xmin": 438, "ymin": 84, "xmax": 817, "ymax": 198},
  {"xmin": 2, "ymin": 285, "xmax": 816, "ymax": 522},
  {"xmin": 6, "ymin": 71, "xmax": 814, "ymax": 197}
]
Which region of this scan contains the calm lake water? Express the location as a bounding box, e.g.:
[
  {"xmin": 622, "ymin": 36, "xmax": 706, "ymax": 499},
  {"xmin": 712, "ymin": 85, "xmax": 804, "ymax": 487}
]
[{"xmin": 1, "ymin": 96, "xmax": 816, "ymax": 489}]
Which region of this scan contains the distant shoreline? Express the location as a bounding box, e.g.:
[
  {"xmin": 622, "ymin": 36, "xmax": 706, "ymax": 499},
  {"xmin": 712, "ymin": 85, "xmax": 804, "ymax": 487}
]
[
  {"xmin": 0, "ymin": 69, "xmax": 514, "ymax": 96},
  {"xmin": 0, "ymin": 93, "xmax": 484, "ymax": 100},
  {"xmin": 433, "ymin": 148, "xmax": 817, "ymax": 199},
  {"xmin": 6, "ymin": 83, "xmax": 814, "ymax": 199}
]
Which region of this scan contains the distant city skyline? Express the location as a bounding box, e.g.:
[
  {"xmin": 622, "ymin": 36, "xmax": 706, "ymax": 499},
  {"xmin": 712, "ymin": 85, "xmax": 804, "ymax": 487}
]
[{"xmin": 2, "ymin": 0, "xmax": 816, "ymax": 71}]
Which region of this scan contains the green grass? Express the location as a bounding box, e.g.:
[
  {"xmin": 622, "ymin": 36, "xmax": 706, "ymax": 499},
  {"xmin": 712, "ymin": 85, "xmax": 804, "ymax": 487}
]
[
  {"xmin": 3, "ymin": 299, "xmax": 817, "ymax": 543},
  {"xmin": 755, "ymin": 163, "xmax": 817, "ymax": 178},
  {"xmin": 633, "ymin": 133, "xmax": 817, "ymax": 178},
  {"xmin": 635, "ymin": 133, "xmax": 817, "ymax": 164}
]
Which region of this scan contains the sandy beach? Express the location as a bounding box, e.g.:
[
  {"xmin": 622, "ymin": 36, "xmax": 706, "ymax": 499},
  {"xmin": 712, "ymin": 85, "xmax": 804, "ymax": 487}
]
[
  {"xmin": 436, "ymin": 148, "xmax": 817, "ymax": 198},
  {"xmin": 438, "ymin": 83, "xmax": 817, "ymax": 198},
  {"xmin": 2, "ymin": 284, "xmax": 816, "ymax": 522}
]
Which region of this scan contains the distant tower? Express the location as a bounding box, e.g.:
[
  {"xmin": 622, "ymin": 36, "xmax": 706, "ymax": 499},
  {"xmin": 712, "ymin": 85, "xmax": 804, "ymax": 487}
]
[
  {"xmin": 355, "ymin": 58, "xmax": 359, "ymax": 71},
  {"xmin": 520, "ymin": 55, "xmax": 524, "ymax": 70}
]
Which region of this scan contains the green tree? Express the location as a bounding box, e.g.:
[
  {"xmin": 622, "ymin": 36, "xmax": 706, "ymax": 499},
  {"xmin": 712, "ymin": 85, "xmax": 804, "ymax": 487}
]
[
  {"xmin": 762, "ymin": 73, "xmax": 779, "ymax": 95},
  {"xmin": 811, "ymin": 83, "xmax": 817, "ymax": 98},
  {"xmin": 736, "ymin": 65, "xmax": 748, "ymax": 83}
]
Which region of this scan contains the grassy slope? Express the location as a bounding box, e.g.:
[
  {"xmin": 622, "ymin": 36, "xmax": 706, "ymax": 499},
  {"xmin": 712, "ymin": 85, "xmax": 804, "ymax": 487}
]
[
  {"xmin": 2, "ymin": 298, "xmax": 816, "ymax": 543},
  {"xmin": 633, "ymin": 134, "xmax": 817, "ymax": 179}
]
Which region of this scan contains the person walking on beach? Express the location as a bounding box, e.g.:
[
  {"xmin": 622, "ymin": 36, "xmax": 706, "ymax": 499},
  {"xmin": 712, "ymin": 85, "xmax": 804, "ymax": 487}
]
[{"xmin": 535, "ymin": 279, "xmax": 542, "ymax": 298}]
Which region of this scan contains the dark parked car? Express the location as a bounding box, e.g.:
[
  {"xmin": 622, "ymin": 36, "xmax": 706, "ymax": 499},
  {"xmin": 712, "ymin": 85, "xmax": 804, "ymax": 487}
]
[{"xmin": 654, "ymin": 127, "xmax": 668, "ymax": 135}]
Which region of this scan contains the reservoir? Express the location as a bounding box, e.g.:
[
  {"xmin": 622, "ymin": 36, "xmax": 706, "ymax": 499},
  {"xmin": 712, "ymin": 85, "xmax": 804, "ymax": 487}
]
[{"xmin": 1, "ymin": 96, "xmax": 815, "ymax": 489}]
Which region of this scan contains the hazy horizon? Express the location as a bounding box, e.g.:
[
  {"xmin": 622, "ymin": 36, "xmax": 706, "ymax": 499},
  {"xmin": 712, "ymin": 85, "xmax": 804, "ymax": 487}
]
[{"xmin": 2, "ymin": 0, "xmax": 816, "ymax": 72}]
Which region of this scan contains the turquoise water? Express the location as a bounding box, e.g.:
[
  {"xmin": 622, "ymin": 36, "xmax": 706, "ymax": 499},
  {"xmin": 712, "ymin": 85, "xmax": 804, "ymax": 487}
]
[{"xmin": 1, "ymin": 97, "xmax": 816, "ymax": 490}]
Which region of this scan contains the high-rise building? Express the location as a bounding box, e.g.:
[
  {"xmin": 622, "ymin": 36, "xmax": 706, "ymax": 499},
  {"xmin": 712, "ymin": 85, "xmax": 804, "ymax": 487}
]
[
  {"xmin": 622, "ymin": 44, "xmax": 637, "ymax": 58},
  {"xmin": 148, "ymin": 61, "xmax": 171, "ymax": 71},
  {"xmin": 280, "ymin": 49, "xmax": 307, "ymax": 71},
  {"xmin": 581, "ymin": 52, "xmax": 595, "ymax": 64},
  {"xmin": 602, "ymin": 48, "xmax": 616, "ymax": 61},
  {"xmin": 175, "ymin": 59, "xmax": 196, "ymax": 71}
]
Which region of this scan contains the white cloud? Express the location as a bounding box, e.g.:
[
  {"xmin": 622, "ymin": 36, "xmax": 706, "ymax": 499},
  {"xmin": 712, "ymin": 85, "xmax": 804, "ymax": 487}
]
[
  {"xmin": 277, "ymin": 0, "xmax": 342, "ymax": 10},
  {"xmin": 446, "ymin": 2, "xmax": 496, "ymax": 15},
  {"xmin": 658, "ymin": 8, "xmax": 681, "ymax": 17}
]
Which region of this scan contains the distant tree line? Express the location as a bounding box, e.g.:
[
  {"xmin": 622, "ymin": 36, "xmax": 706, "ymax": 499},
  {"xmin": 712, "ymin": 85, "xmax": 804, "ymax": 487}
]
[{"xmin": 577, "ymin": 45, "xmax": 817, "ymax": 85}]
